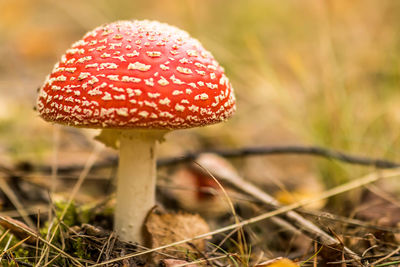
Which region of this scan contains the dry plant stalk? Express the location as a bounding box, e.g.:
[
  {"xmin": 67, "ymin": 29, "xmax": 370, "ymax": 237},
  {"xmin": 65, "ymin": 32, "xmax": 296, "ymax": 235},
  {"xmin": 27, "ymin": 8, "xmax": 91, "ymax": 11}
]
[{"xmin": 194, "ymin": 154, "xmax": 360, "ymax": 260}]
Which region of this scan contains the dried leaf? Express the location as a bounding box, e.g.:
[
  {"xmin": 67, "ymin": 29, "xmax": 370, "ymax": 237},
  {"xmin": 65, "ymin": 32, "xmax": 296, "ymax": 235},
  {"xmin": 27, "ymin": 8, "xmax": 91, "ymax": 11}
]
[
  {"xmin": 274, "ymin": 187, "xmax": 326, "ymax": 210},
  {"xmin": 0, "ymin": 216, "xmax": 37, "ymax": 244},
  {"xmin": 256, "ymin": 258, "xmax": 299, "ymax": 267},
  {"xmin": 145, "ymin": 208, "xmax": 210, "ymax": 263}
]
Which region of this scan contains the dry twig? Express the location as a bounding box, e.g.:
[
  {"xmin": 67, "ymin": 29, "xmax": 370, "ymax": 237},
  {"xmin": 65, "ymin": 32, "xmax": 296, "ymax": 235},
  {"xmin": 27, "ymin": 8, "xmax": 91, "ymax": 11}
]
[
  {"xmin": 26, "ymin": 145, "xmax": 400, "ymax": 174},
  {"xmin": 370, "ymin": 246, "xmax": 400, "ymax": 266}
]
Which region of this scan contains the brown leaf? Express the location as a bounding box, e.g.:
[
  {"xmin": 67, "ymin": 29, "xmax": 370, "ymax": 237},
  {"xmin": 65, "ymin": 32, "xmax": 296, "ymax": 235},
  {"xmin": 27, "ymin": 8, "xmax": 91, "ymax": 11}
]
[
  {"xmin": 274, "ymin": 187, "xmax": 326, "ymax": 210},
  {"xmin": 0, "ymin": 216, "xmax": 37, "ymax": 244},
  {"xmin": 145, "ymin": 208, "xmax": 210, "ymax": 263}
]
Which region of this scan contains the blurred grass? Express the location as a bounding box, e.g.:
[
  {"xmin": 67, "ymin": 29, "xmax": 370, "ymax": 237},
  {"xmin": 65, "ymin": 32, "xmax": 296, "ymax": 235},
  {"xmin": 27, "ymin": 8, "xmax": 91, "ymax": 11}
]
[
  {"xmin": 1, "ymin": 0, "xmax": 400, "ymax": 190},
  {"xmin": 0, "ymin": 103, "xmax": 51, "ymax": 163}
]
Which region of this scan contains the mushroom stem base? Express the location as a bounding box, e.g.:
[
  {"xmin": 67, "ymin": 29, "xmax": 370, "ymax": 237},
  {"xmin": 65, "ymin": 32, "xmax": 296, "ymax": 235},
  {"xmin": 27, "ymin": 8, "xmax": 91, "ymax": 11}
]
[{"xmin": 115, "ymin": 130, "xmax": 165, "ymax": 244}]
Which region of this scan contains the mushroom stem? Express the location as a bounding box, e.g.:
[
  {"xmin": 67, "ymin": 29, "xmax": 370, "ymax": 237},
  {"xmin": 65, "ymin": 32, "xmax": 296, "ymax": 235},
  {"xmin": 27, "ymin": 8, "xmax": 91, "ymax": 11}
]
[{"xmin": 115, "ymin": 130, "xmax": 165, "ymax": 243}]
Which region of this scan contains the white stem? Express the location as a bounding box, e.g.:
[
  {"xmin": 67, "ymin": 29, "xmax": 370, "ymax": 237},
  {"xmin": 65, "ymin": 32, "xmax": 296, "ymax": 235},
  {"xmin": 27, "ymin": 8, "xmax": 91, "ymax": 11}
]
[{"xmin": 114, "ymin": 130, "xmax": 164, "ymax": 243}]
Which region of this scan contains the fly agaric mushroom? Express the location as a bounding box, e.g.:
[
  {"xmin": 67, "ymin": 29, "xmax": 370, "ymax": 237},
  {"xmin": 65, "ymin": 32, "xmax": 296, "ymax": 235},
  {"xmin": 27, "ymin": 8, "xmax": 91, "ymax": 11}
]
[{"xmin": 36, "ymin": 20, "xmax": 236, "ymax": 243}]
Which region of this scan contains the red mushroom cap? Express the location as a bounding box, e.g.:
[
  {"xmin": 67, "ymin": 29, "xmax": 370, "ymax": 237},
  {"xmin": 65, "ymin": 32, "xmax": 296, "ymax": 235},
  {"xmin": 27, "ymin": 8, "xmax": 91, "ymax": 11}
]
[{"xmin": 37, "ymin": 20, "xmax": 236, "ymax": 129}]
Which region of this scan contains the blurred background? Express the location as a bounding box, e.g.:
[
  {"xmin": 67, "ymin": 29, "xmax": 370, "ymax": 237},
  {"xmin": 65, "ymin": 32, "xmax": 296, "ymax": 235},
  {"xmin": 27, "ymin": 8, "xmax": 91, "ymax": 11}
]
[{"xmin": 1, "ymin": 0, "xmax": 400, "ymax": 207}]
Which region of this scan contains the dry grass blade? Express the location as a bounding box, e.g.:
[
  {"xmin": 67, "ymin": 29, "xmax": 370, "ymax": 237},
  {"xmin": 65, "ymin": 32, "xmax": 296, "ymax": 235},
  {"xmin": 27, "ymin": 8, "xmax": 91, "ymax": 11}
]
[
  {"xmin": 0, "ymin": 234, "xmax": 13, "ymax": 262},
  {"xmin": 0, "ymin": 216, "xmax": 37, "ymax": 244},
  {"xmin": 0, "ymin": 236, "xmax": 30, "ymax": 258},
  {"xmin": 195, "ymin": 153, "xmax": 357, "ymax": 260},
  {"xmin": 194, "ymin": 162, "xmax": 249, "ymax": 260},
  {"xmin": 0, "ymin": 178, "xmax": 35, "ymax": 228},
  {"xmin": 207, "ymin": 159, "xmax": 360, "ymax": 260},
  {"xmin": 42, "ymin": 253, "xmax": 61, "ymax": 267},
  {"xmin": 0, "ymin": 215, "xmax": 84, "ymax": 266},
  {"xmin": 370, "ymin": 246, "xmax": 400, "ymax": 266},
  {"xmin": 299, "ymin": 209, "xmax": 400, "ymax": 233},
  {"xmin": 37, "ymin": 142, "xmax": 102, "ymax": 266},
  {"xmin": 96, "ymin": 231, "xmax": 114, "ymax": 263},
  {"xmin": 0, "ymin": 230, "xmax": 10, "ymax": 245},
  {"xmin": 35, "ymin": 209, "xmax": 40, "ymax": 266},
  {"xmin": 300, "ymin": 242, "xmax": 323, "ymax": 266},
  {"xmin": 365, "ymin": 184, "xmax": 400, "ymax": 208},
  {"xmin": 89, "ymin": 167, "xmax": 400, "ymax": 266}
]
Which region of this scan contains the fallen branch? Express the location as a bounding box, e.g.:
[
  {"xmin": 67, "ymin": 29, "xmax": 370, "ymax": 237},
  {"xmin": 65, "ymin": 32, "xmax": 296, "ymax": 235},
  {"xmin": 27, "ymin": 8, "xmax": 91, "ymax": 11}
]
[
  {"xmin": 158, "ymin": 145, "xmax": 400, "ymax": 168},
  {"xmin": 26, "ymin": 145, "xmax": 400, "ymax": 174}
]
